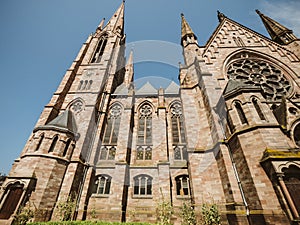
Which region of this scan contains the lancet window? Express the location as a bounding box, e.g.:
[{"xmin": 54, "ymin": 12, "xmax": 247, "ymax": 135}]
[
  {"xmin": 137, "ymin": 104, "xmax": 152, "ymax": 160},
  {"xmin": 170, "ymin": 103, "xmax": 187, "ymax": 160},
  {"xmin": 100, "ymin": 104, "xmax": 122, "ymax": 160},
  {"xmin": 91, "ymin": 35, "xmax": 108, "ymax": 63}
]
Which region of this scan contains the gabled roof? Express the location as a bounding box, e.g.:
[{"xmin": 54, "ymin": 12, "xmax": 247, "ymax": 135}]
[
  {"xmin": 165, "ymin": 81, "xmax": 180, "ymax": 94},
  {"xmin": 113, "ymin": 83, "xmax": 128, "ymax": 95},
  {"xmin": 136, "ymin": 81, "xmax": 157, "ymax": 95},
  {"xmin": 201, "ymin": 11, "xmax": 295, "ymax": 58}
]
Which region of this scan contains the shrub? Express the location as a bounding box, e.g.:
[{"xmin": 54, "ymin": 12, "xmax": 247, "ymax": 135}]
[
  {"xmin": 55, "ymin": 194, "xmax": 77, "ymax": 221},
  {"xmin": 13, "ymin": 201, "xmax": 35, "ymax": 225},
  {"xmin": 180, "ymin": 201, "xmax": 196, "ymax": 225},
  {"xmin": 201, "ymin": 203, "xmax": 221, "ymax": 225},
  {"xmin": 156, "ymin": 191, "xmax": 173, "ymax": 225}
]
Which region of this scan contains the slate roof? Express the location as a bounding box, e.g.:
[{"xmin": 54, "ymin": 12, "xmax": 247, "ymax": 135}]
[{"xmin": 34, "ymin": 110, "xmax": 77, "ymax": 135}]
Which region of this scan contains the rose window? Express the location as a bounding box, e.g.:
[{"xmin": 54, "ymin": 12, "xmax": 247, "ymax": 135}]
[{"xmin": 227, "ymin": 59, "xmax": 291, "ymax": 101}]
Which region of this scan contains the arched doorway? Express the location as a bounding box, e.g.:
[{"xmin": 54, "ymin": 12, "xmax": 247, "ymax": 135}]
[
  {"xmin": 282, "ymin": 165, "xmax": 300, "ymax": 218},
  {"xmin": 0, "ymin": 182, "xmax": 24, "ymax": 219}
]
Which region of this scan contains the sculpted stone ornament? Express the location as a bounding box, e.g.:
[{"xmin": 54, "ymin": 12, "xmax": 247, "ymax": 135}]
[
  {"xmin": 70, "ymin": 99, "xmax": 84, "ymax": 114},
  {"xmin": 110, "ymin": 104, "xmax": 122, "ymax": 118},
  {"xmin": 227, "ymin": 59, "xmax": 292, "ymax": 101},
  {"xmin": 139, "ymin": 104, "xmax": 152, "ymax": 117},
  {"xmin": 171, "ymin": 103, "xmax": 182, "ymax": 116}
]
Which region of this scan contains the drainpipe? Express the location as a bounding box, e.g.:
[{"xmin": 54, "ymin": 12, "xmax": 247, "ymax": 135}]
[{"xmin": 218, "ymin": 118, "xmax": 251, "ymax": 224}]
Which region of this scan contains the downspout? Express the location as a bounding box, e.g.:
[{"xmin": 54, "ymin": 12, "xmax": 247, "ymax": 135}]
[{"xmin": 218, "ymin": 118, "xmax": 251, "ymax": 224}]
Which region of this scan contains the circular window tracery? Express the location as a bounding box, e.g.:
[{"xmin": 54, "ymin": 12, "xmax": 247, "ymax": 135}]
[
  {"xmin": 139, "ymin": 104, "xmax": 152, "ymax": 117},
  {"xmin": 109, "ymin": 104, "xmax": 122, "ymax": 118},
  {"xmin": 227, "ymin": 59, "xmax": 292, "ymax": 101}
]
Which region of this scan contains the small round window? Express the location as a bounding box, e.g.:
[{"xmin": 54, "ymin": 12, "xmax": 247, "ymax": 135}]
[{"xmin": 293, "ymin": 123, "xmax": 300, "ymax": 147}]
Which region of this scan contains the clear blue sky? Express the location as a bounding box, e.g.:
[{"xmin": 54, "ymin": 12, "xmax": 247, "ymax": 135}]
[{"xmin": 0, "ymin": 0, "xmax": 299, "ymax": 174}]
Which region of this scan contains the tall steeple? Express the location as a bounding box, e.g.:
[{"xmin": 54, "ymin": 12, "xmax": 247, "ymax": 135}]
[
  {"xmin": 104, "ymin": 1, "xmax": 125, "ymax": 35},
  {"xmin": 181, "ymin": 13, "xmax": 197, "ymax": 46},
  {"xmin": 256, "ymin": 10, "xmax": 297, "ymax": 45}
]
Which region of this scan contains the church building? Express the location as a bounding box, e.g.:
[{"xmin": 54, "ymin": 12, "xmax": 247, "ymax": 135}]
[{"xmin": 0, "ymin": 2, "xmax": 300, "ymax": 225}]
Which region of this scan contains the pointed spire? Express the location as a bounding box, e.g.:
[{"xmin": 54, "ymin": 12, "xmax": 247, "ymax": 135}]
[
  {"xmin": 256, "ymin": 9, "xmax": 297, "ymax": 44},
  {"xmin": 181, "ymin": 13, "xmax": 197, "ymax": 46},
  {"xmin": 124, "ymin": 50, "xmax": 134, "ymax": 86},
  {"xmin": 217, "ymin": 11, "xmax": 226, "ymax": 22},
  {"xmin": 105, "ymin": 1, "xmax": 125, "ymax": 35},
  {"xmin": 97, "ymin": 18, "xmax": 105, "ymax": 31}
]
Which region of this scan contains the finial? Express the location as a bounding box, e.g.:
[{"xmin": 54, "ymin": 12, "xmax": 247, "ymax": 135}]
[
  {"xmin": 217, "ymin": 10, "xmax": 226, "ymax": 22},
  {"xmin": 97, "ymin": 18, "xmax": 105, "ymax": 30},
  {"xmin": 255, "ymin": 9, "xmax": 262, "ymax": 16}
]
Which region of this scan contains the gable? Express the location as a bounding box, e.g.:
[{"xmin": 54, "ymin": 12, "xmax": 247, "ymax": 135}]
[{"xmin": 201, "ymin": 17, "xmax": 299, "ymax": 64}]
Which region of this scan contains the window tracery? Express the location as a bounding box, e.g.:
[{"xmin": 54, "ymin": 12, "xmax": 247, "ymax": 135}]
[
  {"xmin": 100, "ymin": 104, "xmax": 122, "ymax": 160},
  {"xmin": 227, "ymin": 59, "xmax": 291, "ymax": 101},
  {"xmin": 92, "ymin": 175, "xmax": 111, "ymax": 195},
  {"xmin": 133, "ymin": 175, "xmax": 152, "ymax": 196},
  {"xmin": 170, "ymin": 103, "xmax": 187, "ymax": 160},
  {"xmin": 137, "ymin": 104, "xmax": 152, "ymax": 160}
]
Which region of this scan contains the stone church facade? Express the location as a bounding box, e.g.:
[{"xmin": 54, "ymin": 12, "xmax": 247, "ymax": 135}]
[{"xmin": 1, "ymin": 3, "xmax": 300, "ymax": 225}]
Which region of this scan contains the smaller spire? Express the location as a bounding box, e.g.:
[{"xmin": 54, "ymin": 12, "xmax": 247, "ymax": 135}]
[
  {"xmin": 217, "ymin": 11, "xmax": 226, "ymax": 22},
  {"xmin": 256, "ymin": 9, "xmax": 297, "ymax": 44},
  {"xmin": 97, "ymin": 18, "xmax": 105, "ymax": 31},
  {"xmin": 124, "ymin": 50, "xmax": 134, "ymax": 86},
  {"xmin": 181, "ymin": 13, "xmax": 197, "ymax": 46}
]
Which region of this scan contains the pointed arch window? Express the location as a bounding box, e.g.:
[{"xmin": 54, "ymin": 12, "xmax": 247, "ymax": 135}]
[
  {"xmin": 175, "ymin": 175, "xmax": 190, "ymax": 196},
  {"xmin": 35, "ymin": 133, "xmax": 44, "ymax": 151},
  {"xmin": 234, "ymin": 102, "xmax": 248, "ymax": 125},
  {"xmin": 100, "ymin": 104, "xmax": 122, "ymax": 160},
  {"xmin": 171, "ymin": 103, "xmax": 187, "ymax": 160},
  {"xmin": 233, "ymin": 36, "xmax": 245, "ymax": 47},
  {"xmin": 62, "ymin": 139, "xmax": 71, "ymax": 157},
  {"xmin": 103, "ymin": 104, "xmax": 122, "ymax": 145},
  {"xmin": 48, "ymin": 135, "xmax": 58, "ymax": 153},
  {"xmin": 252, "ymin": 98, "xmax": 266, "ymax": 120},
  {"xmin": 137, "ymin": 104, "xmax": 152, "ymax": 160},
  {"xmin": 91, "ymin": 35, "xmax": 108, "ymax": 63},
  {"xmin": 171, "ymin": 103, "xmax": 186, "ymax": 144},
  {"xmin": 92, "ymin": 175, "xmax": 111, "ymax": 195},
  {"xmin": 133, "ymin": 175, "xmax": 152, "ymax": 196}
]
